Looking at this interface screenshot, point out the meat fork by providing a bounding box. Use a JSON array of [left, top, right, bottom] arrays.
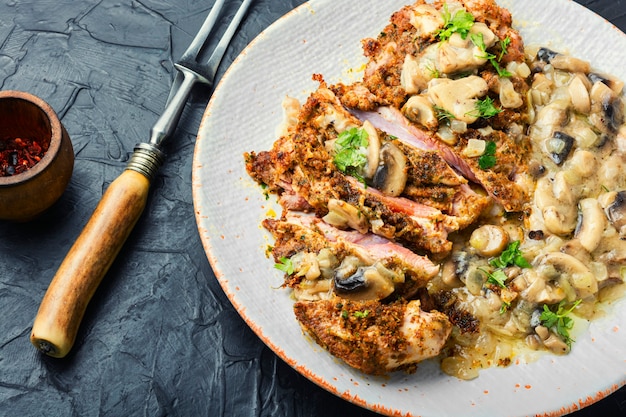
[[30, 0, 253, 358]]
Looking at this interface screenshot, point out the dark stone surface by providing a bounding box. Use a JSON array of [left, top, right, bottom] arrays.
[[0, 1, 624, 416]]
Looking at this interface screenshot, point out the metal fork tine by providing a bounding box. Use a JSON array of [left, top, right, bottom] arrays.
[[166, 0, 252, 105], [153, 0, 253, 146], [202, 0, 253, 85], [178, 0, 226, 66]]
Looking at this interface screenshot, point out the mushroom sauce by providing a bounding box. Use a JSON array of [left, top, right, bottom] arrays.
[[246, 0, 626, 379], [423, 45, 626, 379]]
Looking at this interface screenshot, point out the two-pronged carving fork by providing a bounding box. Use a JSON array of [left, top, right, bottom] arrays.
[[30, 0, 253, 358]]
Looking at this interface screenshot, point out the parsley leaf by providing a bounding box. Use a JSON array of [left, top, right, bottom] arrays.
[[354, 310, 371, 319], [490, 271, 508, 288], [484, 268, 508, 288], [466, 97, 502, 120], [470, 32, 512, 78], [498, 36, 511, 61], [437, 4, 475, 41], [475, 97, 502, 118], [333, 127, 369, 176], [490, 240, 531, 269], [500, 300, 511, 314], [478, 141, 497, 170], [274, 256, 294, 275], [540, 300, 582, 347], [434, 105, 456, 124]]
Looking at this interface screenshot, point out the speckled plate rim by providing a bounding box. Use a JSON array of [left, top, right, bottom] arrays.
[[192, 1, 626, 416]]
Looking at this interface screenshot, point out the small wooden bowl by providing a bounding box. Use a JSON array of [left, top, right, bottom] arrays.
[[0, 91, 74, 221]]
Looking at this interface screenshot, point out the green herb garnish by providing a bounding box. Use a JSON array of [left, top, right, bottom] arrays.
[[437, 4, 475, 41], [490, 240, 531, 269], [478, 140, 497, 170], [274, 256, 294, 275], [470, 32, 512, 78], [540, 300, 582, 347], [498, 36, 511, 61], [500, 300, 511, 314], [475, 97, 502, 118], [434, 105, 456, 124], [354, 310, 371, 319], [480, 268, 508, 288], [333, 127, 369, 177]]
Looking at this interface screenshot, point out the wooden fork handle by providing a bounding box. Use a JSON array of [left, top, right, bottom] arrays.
[[30, 169, 151, 358]]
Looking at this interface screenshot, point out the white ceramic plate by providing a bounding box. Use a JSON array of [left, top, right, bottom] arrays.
[[192, 1, 626, 415]]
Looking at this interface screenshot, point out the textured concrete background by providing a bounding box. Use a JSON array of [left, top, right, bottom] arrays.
[[0, 1, 624, 416]]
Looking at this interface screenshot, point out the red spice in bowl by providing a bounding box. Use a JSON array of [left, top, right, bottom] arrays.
[[0, 136, 48, 176], [0, 90, 74, 221]]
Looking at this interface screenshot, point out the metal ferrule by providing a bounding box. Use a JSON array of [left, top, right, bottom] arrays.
[[125, 143, 165, 181]]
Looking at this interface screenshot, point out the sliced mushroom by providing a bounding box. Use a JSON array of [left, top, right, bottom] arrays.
[[530, 100, 568, 141], [535, 173, 578, 236], [469, 225, 510, 257], [588, 72, 625, 95], [535, 47, 558, 65], [372, 142, 408, 197], [521, 268, 569, 305], [568, 74, 591, 114], [602, 191, 626, 237], [333, 263, 395, 301], [499, 77, 523, 109], [323, 199, 369, 234], [538, 252, 598, 300], [533, 46, 589, 73], [361, 120, 380, 179], [601, 96, 624, 133], [440, 258, 464, 289], [400, 45, 440, 95], [542, 332, 570, 355], [574, 198, 607, 253], [589, 81, 624, 134], [427, 76, 489, 123], [402, 95, 438, 129], [550, 54, 590, 74], [401, 54, 424, 95], [545, 131, 574, 165]]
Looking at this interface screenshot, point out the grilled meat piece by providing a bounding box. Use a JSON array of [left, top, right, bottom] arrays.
[[264, 215, 439, 299], [294, 298, 452, 375]]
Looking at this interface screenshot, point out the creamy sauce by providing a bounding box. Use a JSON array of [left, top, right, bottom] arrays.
[[431, 45, 626, 379]]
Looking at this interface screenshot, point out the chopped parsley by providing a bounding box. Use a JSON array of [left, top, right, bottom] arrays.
[[340, 309, 371, 319], [437, 4, 475, 41], [498, 36, 512, 61], [354, 310, 371, 319], [480, 241, 531, 313], [482, 268, 508, 288], [500, 300, 511, 314], [540, 299, 582, 347], [434, 105, 456, 124], [475, 97, 502, 118], [465, 97, 502, 121], [470, 32, 512, 77], [274, 256, 294, 275], [489, 240, 531, 269], [333, 127, 369, 179], [478, 140, 497, 170]]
